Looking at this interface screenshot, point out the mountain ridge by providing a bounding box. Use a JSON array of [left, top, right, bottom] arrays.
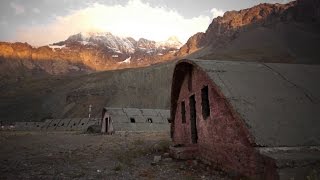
[[0, 32, 182, 81], [176, 0, 320, 64]]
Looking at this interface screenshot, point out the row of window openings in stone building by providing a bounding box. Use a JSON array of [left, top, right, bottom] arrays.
[[130, 117, 172, 124], [181, 85, 210, 123], [51, 117, 172, 126], [52, 118, 170, 125], [52, 122, 85, 127]]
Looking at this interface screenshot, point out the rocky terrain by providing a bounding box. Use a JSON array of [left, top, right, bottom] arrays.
[[177, 0, 320, 64], [0, 131, 231, 179]]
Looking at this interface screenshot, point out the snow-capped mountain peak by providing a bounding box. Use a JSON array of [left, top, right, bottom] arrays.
[[156, 36, 182, 49], [49, 31, 180, 66]]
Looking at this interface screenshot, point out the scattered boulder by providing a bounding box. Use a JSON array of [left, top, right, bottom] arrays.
[[153, 155, 162, 163]]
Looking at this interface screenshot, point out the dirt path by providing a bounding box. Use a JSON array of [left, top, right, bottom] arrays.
[[0, 131, 230, 180]]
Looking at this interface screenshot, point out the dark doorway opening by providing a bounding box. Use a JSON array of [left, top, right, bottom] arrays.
[[189, 94, 198, 144], [201, 86, 210, 119], [105, 117, 109, 132], [181, 101, 186, 123]]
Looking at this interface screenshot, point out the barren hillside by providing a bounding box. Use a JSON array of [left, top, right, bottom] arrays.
[[0, 61, 175, 123], [177, 0, 320, 64]]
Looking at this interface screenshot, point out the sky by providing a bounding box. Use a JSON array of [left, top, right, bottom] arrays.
[[0, 0, 293, 46]]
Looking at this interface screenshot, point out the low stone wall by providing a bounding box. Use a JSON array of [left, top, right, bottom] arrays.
[[14, 118, 100, 132]]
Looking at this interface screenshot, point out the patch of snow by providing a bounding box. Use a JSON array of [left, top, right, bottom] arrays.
[[157, 53, 163, 56], [112, 55, 119, 58], [49, 45, 65, 49], [146, 50, 154, 54], [119, 56, 131, 64], [49, 45, 66, 52], [156, 36, 182, 49], [80, 41, 89, 45], [69, 66, 80, 71]]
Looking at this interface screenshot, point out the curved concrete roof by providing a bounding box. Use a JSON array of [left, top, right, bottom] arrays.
[[171, 59, 320, 147]]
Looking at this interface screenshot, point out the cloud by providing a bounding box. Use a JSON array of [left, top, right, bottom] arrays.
[[32, 8, 40, 14], [211, 8, 224, 19], [0, 20, 8, 26], [10, 2, 25, 15], [15, 0, 212, 46]]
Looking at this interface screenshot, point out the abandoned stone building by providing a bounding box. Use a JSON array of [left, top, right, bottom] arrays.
[[101, 107, 170, 132], [14, 108, 170, 133], [170, 59, 320, 179]]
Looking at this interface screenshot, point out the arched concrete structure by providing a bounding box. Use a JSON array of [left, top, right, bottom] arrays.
[[170, 59, 320, 179], [102, 107, 170, 132]]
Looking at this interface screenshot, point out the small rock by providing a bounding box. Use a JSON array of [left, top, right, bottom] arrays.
[[163, 152, 170, 158], [163, 158, 173, 162], [97, 169, 101, 173], [153, 155, 161, 163], [192, 160, 198, 166]]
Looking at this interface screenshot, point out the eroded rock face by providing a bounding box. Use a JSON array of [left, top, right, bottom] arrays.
[[180, 2, 296, 53], [175, 0, 320, 63], [204, 2, 295, 45], [176, 33, 206, 57]]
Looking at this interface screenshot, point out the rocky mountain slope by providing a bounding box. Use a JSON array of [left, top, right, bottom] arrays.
[[177, 0, 320, 64], [0, 32, 181, 82], [0, 61, 175, 123]]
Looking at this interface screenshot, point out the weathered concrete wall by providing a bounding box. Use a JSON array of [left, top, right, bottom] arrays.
[[171, 59, 320, 179], [172, 66, 276, 178], [15, 122, 43, 131], [104, 108, 170, 132], [14, 118, 100, 132], [14, 107, 170, 133]]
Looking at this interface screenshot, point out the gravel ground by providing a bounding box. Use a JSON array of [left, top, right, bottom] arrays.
[[0, 131, 231, 180]]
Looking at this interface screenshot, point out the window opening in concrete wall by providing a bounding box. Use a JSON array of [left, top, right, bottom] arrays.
[[201, 86, 210, 119], [147, 118, 153, 123], [189, 94, 198, 144], [181, 101, 186, 123], [188, 71, 192, 92], [130, 118, 135, 123]]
